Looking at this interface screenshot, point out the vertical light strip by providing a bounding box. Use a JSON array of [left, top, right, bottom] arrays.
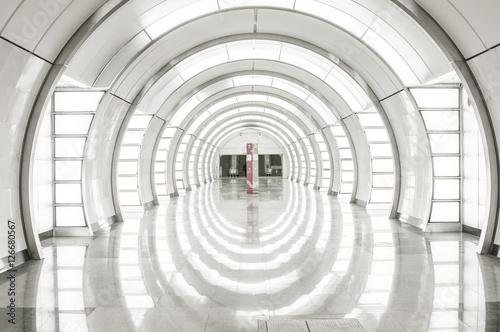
[[410, 87, 461, 223], [53, 90, 104, 227], [154, 127, 176, 199], [331, 124, 353, 195], [118, 114, 152, 207], [356, 110, 395, 205]]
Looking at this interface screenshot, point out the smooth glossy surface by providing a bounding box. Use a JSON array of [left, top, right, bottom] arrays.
[[1, 178, 498, 331]]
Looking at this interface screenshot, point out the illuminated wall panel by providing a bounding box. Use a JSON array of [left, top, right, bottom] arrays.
[[53, 91, 103, 227]]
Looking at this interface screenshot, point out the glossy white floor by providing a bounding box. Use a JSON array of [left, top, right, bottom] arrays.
[[1, 178, 499, 331]]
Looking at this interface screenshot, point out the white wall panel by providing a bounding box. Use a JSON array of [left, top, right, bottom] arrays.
[[0, 0, 71, 55], [165, 128, 184, 196], [357, 0, 451, 81], [33, 101, 53, 234], [65, 0, 162, 85], [415, 0, 497, 59], [449, 0, 500, 50], [322, 127, 341, 195], [142, 74, 185, 115], [138, 116, 164, 205], [382, 91, 432, 226], [0, 39, 50, 258], [34, 0, 105, 61], [0, 0, 105, 62], [342, 116, 371, 205], [94, 31, 151, 88], [0, 0, 22, 30], [468, 46, 500, 243], [82, 94, 129, 225], [462, 92, 486, 230]]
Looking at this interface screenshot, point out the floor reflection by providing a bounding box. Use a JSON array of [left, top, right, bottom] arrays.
[[0, 178, 499, 331]]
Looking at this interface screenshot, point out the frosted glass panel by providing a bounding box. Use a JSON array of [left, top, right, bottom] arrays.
[[421, 111, 459, 131], [56, 207, 86, 226], [339, 149, 352, 158], [430, 202, 460, 222], [123, 131, 145, 144], [373, 174, 394, 188], [159, 138, 170, 149], [365, 129, 388, 142], [163, 127, 178, 137], [156, 185, 167, 195], [342, 160, 353, 171], [120, 146, 140, 160], [370, 189, 393, 203], [331, 126, 345, 136], [54, 92, 103, 112], [357, 113, 383, 127], [119, 192, 141, 206], [55, 115, 94, 135], [370, 144, 392, 157], [342, 171, 354, 182], [335, 137, 350, 148], [410, 88, 460, 109], [55, 138, 86, 158], [155, 173, 166, 183], [340, 183, 353, 193], [429, 134, 459, 154], [155, 162, 166, 172], [56, 184, 82, 204], [128, 116, 152, 129], [434, 179, 460, 200], [372, 159, 394, 172], [118, 177, 138, 190], [156, 149, 167, 160], [433, 157, 460, 176], [118, 161, 138, 175], [55, 161, 82, 180]]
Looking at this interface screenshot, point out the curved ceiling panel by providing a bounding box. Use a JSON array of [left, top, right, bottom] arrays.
[[144, 61, 352, 124], [199, 109, 312, 143], [59, 1, 451, 97], [133, 39, 376, 118], [175, 86, 335, 133], [205, 115, 304, 144], [0, 0, 106, 61], [416, 0, 500, 58]]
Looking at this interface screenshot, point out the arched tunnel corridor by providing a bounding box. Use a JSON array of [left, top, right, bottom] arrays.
[[1, 0, 500, 331]]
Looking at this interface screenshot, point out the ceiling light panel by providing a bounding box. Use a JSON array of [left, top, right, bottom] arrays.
[[294, 0, 368, 38], [226, 40, 281, 61], [177, 45, 229, 81], [145, 1, 219, 39], [218, 0, 295, 10], [280, 44, 331, 79], [232, 75, 274, 87]]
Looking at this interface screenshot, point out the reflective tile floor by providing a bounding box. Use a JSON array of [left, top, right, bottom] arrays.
[[1, 178, 500, 331]]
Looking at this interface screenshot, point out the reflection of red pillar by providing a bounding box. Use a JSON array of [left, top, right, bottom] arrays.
[[247, 196, 253, 242], [246, 143, 253, 193]]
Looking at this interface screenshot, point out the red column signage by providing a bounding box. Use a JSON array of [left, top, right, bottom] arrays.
[[246, 143, 253, 193]]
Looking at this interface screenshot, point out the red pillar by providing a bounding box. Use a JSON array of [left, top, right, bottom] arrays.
[[246, 143, 253, 194]]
